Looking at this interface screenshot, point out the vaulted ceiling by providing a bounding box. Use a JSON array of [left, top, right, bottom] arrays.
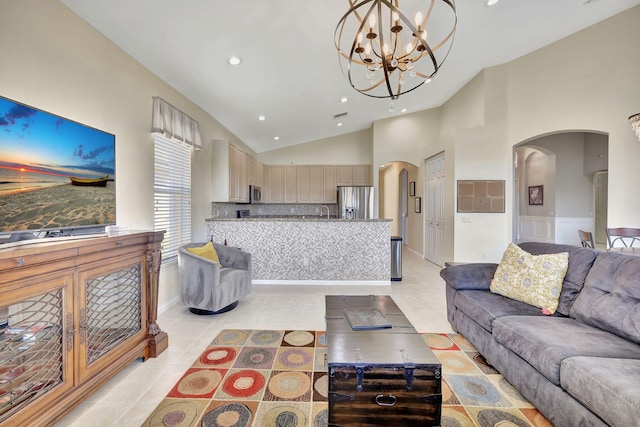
[[61, 0, 640, 153]]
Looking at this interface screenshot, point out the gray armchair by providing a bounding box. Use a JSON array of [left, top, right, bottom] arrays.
[[178, 242, 252, 314]]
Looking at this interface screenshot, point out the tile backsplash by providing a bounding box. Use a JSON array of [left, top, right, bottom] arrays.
[[211, 202, 337, 218]]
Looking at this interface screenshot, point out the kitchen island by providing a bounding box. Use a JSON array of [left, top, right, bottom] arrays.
[[206, 217, 392, 284]]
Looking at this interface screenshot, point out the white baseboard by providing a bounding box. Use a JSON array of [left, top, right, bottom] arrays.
[[158, 296, 181, 314]]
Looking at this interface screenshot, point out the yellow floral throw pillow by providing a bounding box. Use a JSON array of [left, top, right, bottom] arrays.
[[490, 243, 569, 314]]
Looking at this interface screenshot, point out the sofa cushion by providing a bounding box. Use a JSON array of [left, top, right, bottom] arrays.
[[492, 316, 640, 386], [570, 251, 640, 344], [455, 289, 545, 332], [491, 243, 569, 313], [518, 242, 598, 316], [561, 357, 640, 427]]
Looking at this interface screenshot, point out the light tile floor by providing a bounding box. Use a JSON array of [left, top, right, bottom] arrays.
[[55, 248, 452, 426]]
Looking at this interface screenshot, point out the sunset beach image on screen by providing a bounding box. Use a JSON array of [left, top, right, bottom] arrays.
[[0, 95, 115, 234]]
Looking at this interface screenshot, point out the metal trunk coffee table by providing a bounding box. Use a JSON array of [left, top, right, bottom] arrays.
[[325, 295, 442, 426]]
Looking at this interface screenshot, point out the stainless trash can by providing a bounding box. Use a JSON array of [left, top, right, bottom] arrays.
[[391, 236, 402, 281]]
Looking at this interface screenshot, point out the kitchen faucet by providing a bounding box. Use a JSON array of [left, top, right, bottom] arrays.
[[321, 205, 330, 219]]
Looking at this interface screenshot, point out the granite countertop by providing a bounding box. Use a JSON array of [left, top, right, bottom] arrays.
[[206, 216, 391, 222]]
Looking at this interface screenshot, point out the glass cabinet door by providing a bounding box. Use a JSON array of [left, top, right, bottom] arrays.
[[0, 276, 73, 424]]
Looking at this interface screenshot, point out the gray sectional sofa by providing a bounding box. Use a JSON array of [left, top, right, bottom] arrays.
[[440, 242, 640, 427]]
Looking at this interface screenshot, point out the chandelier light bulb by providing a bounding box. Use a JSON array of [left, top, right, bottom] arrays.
[[365, 42, 372, 55], [369, 14, 376, 28], [414, 12, 423, 27], [406, 43, 413, 54], [357, 32, 363, 44]]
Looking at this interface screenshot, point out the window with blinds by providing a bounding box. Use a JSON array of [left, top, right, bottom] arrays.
[[153, 133, 192, 261]]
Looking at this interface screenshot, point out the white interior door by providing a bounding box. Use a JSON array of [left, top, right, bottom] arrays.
[[425, 152, 445, 266]]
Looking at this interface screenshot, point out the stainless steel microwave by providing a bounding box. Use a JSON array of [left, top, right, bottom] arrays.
[[249, 185, 263, 204]]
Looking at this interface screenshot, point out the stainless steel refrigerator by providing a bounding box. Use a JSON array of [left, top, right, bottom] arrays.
[[337, 186, 374, 219]]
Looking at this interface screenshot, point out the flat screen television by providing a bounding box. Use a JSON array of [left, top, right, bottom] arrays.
[[0, 95, 115, 243]]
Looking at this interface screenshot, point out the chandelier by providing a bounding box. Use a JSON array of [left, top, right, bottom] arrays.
[[335, 0, 457, 100], [630, 113, 640, 141]]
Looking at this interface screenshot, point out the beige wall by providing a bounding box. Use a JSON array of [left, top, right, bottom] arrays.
[[506, 8, 640, 228], [257, 128, 372, 165], [0, 0, 245, 309]]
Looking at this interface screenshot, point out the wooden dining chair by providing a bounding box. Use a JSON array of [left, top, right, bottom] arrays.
[[605, 227, 640, 248], [578, 230, 595, 248]]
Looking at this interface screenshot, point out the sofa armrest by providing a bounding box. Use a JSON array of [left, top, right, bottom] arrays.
[[440, 263, 499, 291], [214, 243, 251, 270]]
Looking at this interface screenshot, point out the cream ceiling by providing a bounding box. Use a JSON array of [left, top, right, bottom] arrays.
[[61, 0, 640, 153]]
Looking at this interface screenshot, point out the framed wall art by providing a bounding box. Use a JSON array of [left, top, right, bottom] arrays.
[[414, 197, 421, 213], [528, 185, 543, 205], [409, 181, 416, 197]]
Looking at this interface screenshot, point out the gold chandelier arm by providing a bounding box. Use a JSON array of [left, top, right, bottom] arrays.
[[429, 20, 457, 52], [423, 0, 436, 28]]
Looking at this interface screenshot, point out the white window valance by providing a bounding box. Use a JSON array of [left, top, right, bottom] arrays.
[[151, 97, 202, 149]]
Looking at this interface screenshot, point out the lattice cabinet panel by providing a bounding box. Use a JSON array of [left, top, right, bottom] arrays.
[[84, 263, 142, 364], [0, 280, 72, 425]]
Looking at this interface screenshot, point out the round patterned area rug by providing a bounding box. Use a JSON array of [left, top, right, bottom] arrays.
[[200, 347, 236, 366], [170, 368, 225, 399], [201, 402, 252, 427], [267, 371, 311, 400], [283, 330, 315, 347], [249, 330, 283, 346], [214, 330, 249, 346], [262, 405, 307, 427], [144, 400, 206, 427], [221, 370, 267, 399]]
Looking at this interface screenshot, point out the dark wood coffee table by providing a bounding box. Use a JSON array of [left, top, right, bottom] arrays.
[[325, 295, 442, 426]]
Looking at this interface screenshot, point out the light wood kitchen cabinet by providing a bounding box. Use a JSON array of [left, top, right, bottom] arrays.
[[0, 231, 166, 426], [297, 165, 324, 203], [336, 165, 353, 186], [323, 165, 337, 203], [283, 165, 297, 203], [336, 165, 371, 186], [352, 165, 371, 185], [263, 163, 371, 204], [229, 144, 248, 202], [265, 165, 284, 203], [248, 157, 264, 187]]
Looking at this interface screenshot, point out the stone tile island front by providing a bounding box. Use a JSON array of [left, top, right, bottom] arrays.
[[206, 217, 392, 284]]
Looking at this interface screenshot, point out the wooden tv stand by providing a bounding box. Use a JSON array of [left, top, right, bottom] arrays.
[[0, 231, 167, 426]]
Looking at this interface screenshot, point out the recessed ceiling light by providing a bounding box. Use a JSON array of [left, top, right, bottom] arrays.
[[228, 56, 242, 65], [337, 122, 343, 127], [258, 115, 266, 121], [486, 0, 500, 6], [401, 108, 407, 113], [340, 97, 348, 103], [274, 136, 280, 140]]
